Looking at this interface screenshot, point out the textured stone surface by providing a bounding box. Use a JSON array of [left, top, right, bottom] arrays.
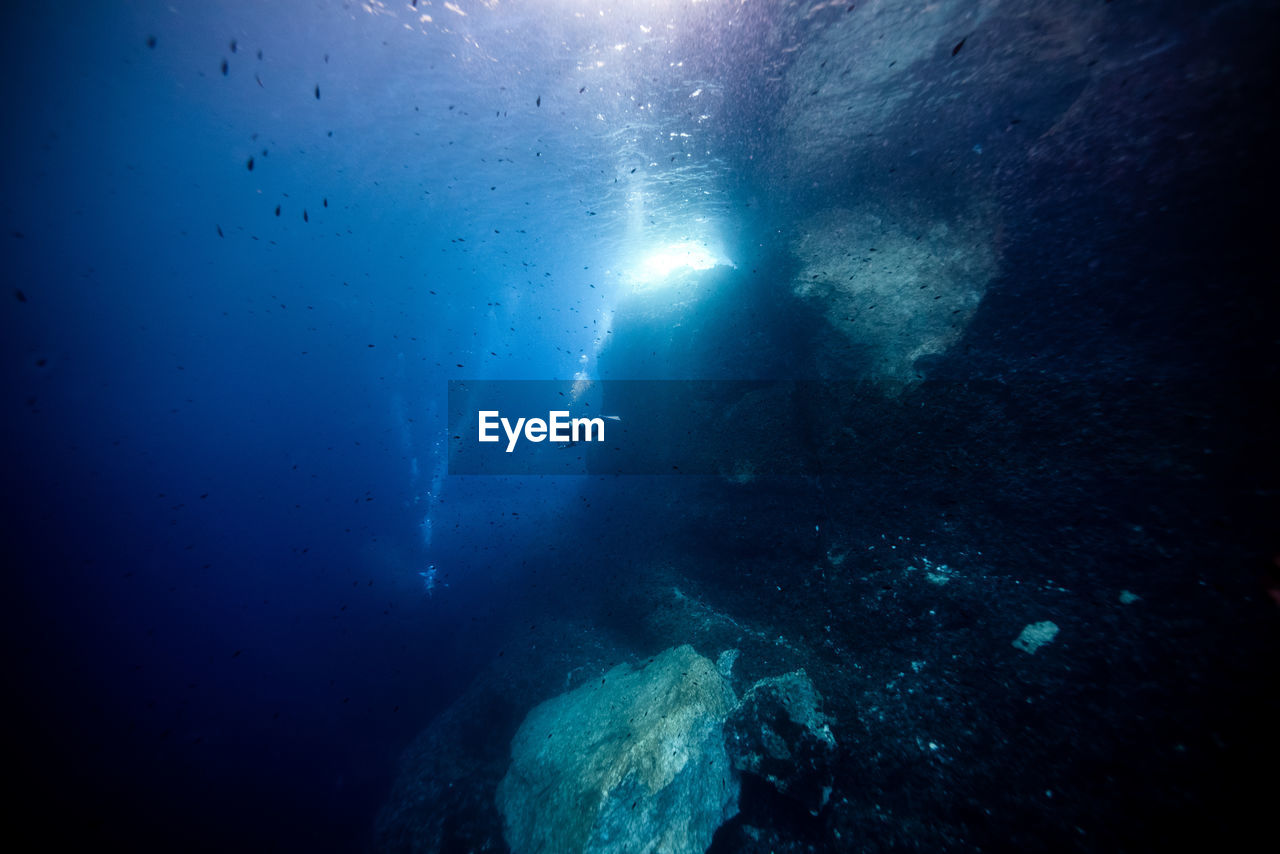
[[496, 644, 739, 854], [790, 206, 998, 386], [725, 669, 837, 814], [373, 620, 628, 853]]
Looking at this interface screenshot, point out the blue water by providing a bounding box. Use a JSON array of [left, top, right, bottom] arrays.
[[4, 1, 1277, 852]]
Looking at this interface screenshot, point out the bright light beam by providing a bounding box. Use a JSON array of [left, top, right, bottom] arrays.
[[629, 239, 732, 290]]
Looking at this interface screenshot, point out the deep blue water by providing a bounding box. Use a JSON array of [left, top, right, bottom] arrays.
[[4, 1, 1277, 852]]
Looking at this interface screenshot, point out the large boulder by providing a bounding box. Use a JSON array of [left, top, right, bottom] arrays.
[[496, 645, 739, 854]]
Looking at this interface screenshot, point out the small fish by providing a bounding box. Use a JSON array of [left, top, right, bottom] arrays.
[[247, 156, 254, 171], [274, 205, 281, 216], [14, 289, 27, 303], [221, 59, 229, 75], [146, 35, 157, 49], [314, 84, 321, 99], [603, 415, 622, 422], [952, 38, 966, 56], [257, 49, 263, 60], [229, 39, 237, 53], [536, 95, 541, 107], [322, 197, 328, 207], [216, 225, 224, 237], [303, 209, 309, 222], [255, 74, 263, 88], [579, 86, 585, 93]]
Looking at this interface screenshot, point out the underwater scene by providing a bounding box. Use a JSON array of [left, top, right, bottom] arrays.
[[4, 1, 1277, 851]]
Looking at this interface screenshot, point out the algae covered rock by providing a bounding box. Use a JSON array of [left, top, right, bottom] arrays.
[[725, 669, 837, 814], [496, 644, 739, 854]]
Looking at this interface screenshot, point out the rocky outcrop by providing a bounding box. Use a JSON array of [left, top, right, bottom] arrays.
[[790, 205, 998, 387], [725, 669, 837, 815], [496, 644, 739, 854]]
